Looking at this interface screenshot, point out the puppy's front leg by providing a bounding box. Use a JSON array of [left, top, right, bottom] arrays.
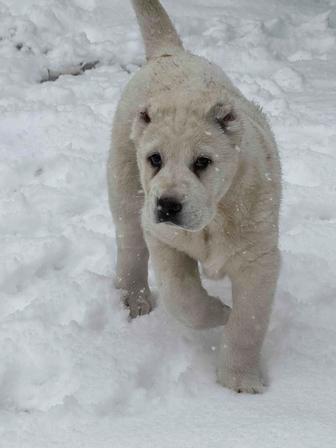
[[217, 249, 280, 393], [107, 137, 152, 318], [114, 220, 152, 318], [146, 235, 231, 329]]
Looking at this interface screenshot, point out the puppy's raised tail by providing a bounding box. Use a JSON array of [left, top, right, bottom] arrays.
[[131, 0, 183, 60]]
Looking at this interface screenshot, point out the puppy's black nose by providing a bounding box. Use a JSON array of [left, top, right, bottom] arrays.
[[157, 197, 182, 223]]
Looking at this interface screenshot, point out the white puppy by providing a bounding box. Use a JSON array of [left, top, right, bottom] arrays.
[[107, 0, 281, 393]]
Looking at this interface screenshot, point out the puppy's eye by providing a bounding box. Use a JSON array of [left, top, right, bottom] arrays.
[[148, 152, 162, 169], [193, 156, 212, 173]]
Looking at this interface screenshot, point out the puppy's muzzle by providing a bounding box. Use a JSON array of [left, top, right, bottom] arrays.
[[156, 197, 182, 224]]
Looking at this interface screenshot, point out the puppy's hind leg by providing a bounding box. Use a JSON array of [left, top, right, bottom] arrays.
[[146, 235, 231, 329], [107, 134, 152, 319]]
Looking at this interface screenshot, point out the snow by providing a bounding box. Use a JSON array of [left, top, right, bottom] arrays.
[[1, 0, 336, 446]]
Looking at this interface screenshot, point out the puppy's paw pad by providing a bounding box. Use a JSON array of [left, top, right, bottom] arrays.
[[235, 377, 264, 394], [123, 294, 153, 319], [217, 368, 265, 394]]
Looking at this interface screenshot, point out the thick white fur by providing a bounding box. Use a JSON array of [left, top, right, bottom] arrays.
[[107, 0, 281, 393]]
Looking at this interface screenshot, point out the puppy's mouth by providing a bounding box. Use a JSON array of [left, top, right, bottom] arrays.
[[155, 212, 182, 227], [154, 213, 204, 232]]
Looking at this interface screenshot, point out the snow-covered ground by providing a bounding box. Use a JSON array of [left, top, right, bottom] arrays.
[[1, 0, 336, 446]]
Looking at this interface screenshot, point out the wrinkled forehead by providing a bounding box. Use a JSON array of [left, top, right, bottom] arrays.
[[141, 112, 215, 156], [151, 107, 204, 133]]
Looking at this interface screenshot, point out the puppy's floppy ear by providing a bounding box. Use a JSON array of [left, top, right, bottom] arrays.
[[207, 102, 242, 146], [131, 106, 151, 142]]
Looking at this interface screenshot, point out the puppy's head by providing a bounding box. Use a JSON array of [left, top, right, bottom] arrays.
[[131, 95, 242, 231]]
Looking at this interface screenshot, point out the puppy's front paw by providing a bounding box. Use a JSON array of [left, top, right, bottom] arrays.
[[217, 366, 265, 394], [123, 291, 153, 319]]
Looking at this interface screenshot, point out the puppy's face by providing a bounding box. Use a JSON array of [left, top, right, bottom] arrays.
[[131, 100, 242, 232]]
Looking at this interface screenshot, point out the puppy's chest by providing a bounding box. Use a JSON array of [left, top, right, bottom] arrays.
[[201, 229, 237, 279], [151, 224, 237, 279]]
